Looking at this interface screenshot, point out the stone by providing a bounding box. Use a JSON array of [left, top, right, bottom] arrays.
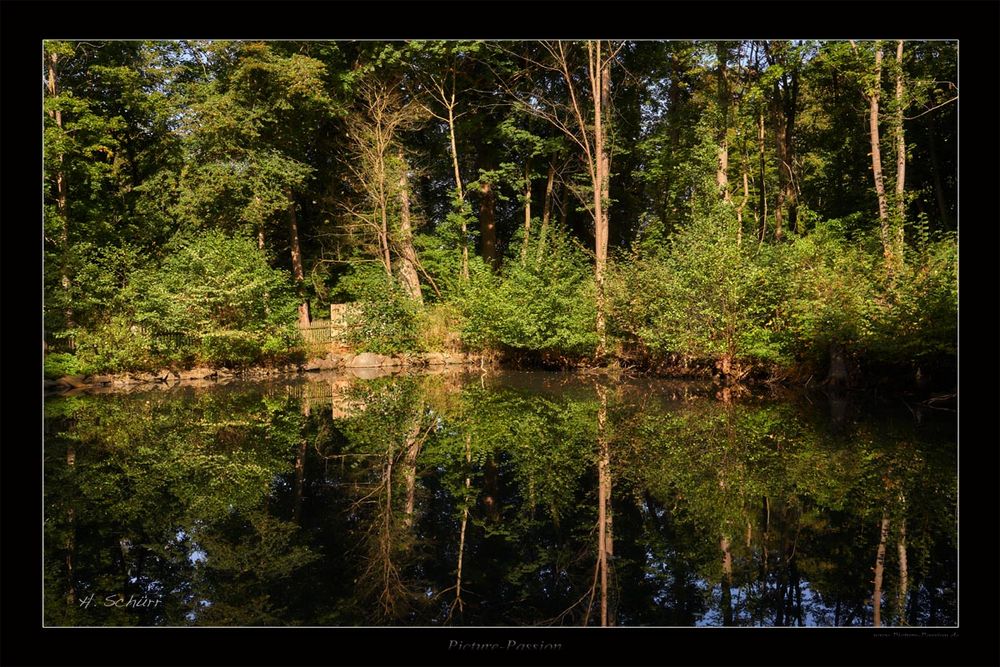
[[58, 375, 90, 389], [179, 367, 215, 380], [349, 366, 390, 380], [347, 352, 386, 368], [90, 375, 115, 385], [424, 352, 447, 365], [381, 356, 402, 367]]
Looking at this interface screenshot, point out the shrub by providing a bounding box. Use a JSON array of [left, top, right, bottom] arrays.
[[337, 263, 420, 355], [44, 352, 82, 380], [73, 316, 157, 374], [460, 226, 598, 357], [199, 330, 264, 368]]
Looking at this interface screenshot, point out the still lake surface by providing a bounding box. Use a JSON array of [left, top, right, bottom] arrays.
[[44, 369, 956, 627]]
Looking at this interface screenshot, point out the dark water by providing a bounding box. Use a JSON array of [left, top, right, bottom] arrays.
[[44, 370, 956, 627]]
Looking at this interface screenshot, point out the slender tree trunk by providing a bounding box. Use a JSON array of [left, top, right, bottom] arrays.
[[758, 110, 767, 242], [286, 189, 311, 327], [737, 171, 749, 246], [536, 161, 556, 264], [893, 40, 906, 266], [716, 44, 730, 201], [873, 512, 890, 627], [593, 43, 611, 359], [446, 102, 469, 281], [396, 149, 423, 304], [478, 155, 498, 270], [773, 89, 786, 241], [48, 51, 73, 327], [784, 69, 800, 234], [521, 159, 532, 263], [864, 44, 893, 271]]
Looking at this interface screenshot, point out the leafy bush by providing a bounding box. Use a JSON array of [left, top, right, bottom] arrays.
[[417, 302, 464, 352], [608, 206, 787, 371], [783, 222, 880, 364], [199, 330, 264, 368], [73, 316, 157, 374], [132, 229, 298, 336], [460, 226, 598, 357], [44, 352, 82, 380], [337, 263, 420, 355]]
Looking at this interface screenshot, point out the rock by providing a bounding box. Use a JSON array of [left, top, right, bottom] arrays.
[[303, 358, 332, 371], [90, 375, 115, 385], [349, 366, 390, 380], [215, 367, 236, 378], [347, 353, 386, 368], [442, 353, 468, 365], [381, 356, 402, 367], [57, 375, 90, 389], [326, 353, 350, 367], [424, 352, 446, 365], [44, 379, 65, 391], [179, 367, 215, 380]]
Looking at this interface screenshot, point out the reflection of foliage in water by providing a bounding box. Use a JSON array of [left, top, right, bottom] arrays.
[[44, 374, 956, 626]]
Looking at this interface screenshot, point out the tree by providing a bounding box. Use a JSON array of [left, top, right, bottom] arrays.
[[505, 41, 622, 357], [341, 77, 426, 302]]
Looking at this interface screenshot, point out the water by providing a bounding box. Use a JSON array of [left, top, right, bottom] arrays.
[[43, 370, 956, 627]]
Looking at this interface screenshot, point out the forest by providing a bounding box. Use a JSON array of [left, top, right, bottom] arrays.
[[43, 40, 958, 389]]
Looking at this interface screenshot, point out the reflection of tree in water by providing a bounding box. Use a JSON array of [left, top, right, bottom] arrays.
[[44, 375, 955, 626]]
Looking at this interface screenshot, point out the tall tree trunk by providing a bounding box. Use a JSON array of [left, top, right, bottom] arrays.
[[593, 42, 611, 359], [396, 149, 423, 304], [873, 512, 890, 626], [478, 153, 498, 270], [773, 88, 786, 241], [446, 102, 469, 281], [521, 159, 532, 263], [286, 189, 311, 327], [758, 110, 768, 242], [893, 40, 906, 266], [536, 161, 556, 264], [863, 43, 894, 271], [716, 44, 730, 201], [48, 50, 73, 328], [784, 68, 800, 234]]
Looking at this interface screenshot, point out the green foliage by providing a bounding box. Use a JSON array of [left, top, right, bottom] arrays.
[[199, 330, 264, 368], [460, 226, 598, 357], [609, 205, 787, 369], [73, 315, 157, 373], [783, 222, 880, 362], [135, 229, 298, 336], [44, 352, 83, 380], [337, 263, 420, 355]]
